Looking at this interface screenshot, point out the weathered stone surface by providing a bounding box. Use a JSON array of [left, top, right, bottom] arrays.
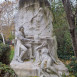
[[10, 61, 40, 77], [10, 0, 69, 77]]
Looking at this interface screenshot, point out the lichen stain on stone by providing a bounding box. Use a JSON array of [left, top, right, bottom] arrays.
[[19, 0, 36, 9], [25, 5, 35, 12], [19, 0, 50, 9]]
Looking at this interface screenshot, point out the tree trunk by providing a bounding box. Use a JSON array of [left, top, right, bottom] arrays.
[[1, 32, 5, 45], [62, 0, 77, 58]]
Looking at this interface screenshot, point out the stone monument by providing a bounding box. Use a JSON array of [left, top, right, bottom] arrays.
[[10, 0, 69, 77]]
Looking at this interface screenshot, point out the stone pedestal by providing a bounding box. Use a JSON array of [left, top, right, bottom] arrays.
[[10, 61, 40, 77]]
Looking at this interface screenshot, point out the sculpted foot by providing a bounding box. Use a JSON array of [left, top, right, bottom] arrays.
[[30, 56, 34, 59], [18, 58, 23, 63]]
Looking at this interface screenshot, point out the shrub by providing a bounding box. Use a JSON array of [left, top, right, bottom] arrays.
[[66, 57, 77, 77], [0, 43, 10, 64], [0, 62, 17, 77], [51, 1, 74, 60], [0, 34, 3, 43]]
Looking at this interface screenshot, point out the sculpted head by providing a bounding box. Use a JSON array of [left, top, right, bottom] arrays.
[[19, 26, 24, 33], [42, 40, 48, 47]]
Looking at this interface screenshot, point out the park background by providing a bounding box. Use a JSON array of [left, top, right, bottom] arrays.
[[0, 0, 77, 77]]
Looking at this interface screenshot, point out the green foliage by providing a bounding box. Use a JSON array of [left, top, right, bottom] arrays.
[[0, 34, 3, 43], [9, 32, 15, 41], [62, 74, 67, 77], [0, 62, 17, 77], [0, 43, 10, 64], [10, 50, 14, 61], [51, 1, 74, 60], [66, 57, 77, 77]]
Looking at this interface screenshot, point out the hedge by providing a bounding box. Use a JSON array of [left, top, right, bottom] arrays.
[[0, 43, 10, 64]]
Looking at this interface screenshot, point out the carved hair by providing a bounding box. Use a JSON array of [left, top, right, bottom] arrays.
[[19, 26, 24, 31]]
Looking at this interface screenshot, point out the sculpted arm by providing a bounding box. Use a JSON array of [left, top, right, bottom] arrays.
[[17, 32, 31, 41], [36, 44, 43, 50], [17, 33, 25, 41], [36, 41, 47, 50]]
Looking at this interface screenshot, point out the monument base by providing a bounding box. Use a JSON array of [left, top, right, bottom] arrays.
[[10, 60, 69, 77], [10, 60, 40, 77]]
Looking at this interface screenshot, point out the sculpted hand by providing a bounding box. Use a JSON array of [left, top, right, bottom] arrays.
[[35, 46, 41, 50], [35, 47, 38, 50]]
